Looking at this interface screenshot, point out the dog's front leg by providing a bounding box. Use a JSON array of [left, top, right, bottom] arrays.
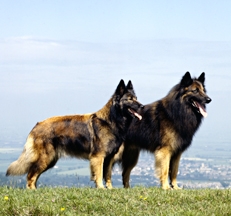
[[90, 154, 105, 189], [154, 147, 172, 190]]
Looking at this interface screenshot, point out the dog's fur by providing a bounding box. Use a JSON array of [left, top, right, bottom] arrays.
[[6, 79, 143, 189], [104, 72, 211, 189]]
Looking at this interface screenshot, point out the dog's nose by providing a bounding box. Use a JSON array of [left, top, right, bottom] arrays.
[[140, 105, 145, 109], [206, 97, 212, 103]]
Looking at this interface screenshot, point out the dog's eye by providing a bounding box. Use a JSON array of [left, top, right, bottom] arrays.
[[192, 88, 199, 93]]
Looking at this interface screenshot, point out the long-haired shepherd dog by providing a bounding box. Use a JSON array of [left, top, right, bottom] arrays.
[[104, 72, 211, 189], [6, 79, 143, 189]]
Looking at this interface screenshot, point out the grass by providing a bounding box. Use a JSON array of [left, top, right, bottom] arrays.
[[0, 187, 230, 215]]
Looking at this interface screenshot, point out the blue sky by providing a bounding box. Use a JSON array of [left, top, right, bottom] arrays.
[[1, 1, 231, 42], [0, 1, 230, 146]]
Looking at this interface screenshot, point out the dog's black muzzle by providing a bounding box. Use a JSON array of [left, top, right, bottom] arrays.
[[205, 97, 212, 104]]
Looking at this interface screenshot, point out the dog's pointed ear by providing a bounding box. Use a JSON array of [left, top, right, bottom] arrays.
[[126, 80, 133, 91], [115, 79, 126, 97], [198, 72, 205, 84], [180, 71, 193, 87]]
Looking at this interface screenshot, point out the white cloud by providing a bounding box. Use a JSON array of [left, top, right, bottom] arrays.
[[1, 36, 231, 96]]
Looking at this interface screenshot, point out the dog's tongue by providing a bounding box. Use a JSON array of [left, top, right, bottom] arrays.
[[134, 112, 142, 120], [128, 108, 142, 120], [196, 102, 208, 118]]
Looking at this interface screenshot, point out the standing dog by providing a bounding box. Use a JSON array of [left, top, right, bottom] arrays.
[[104, 72, 211, 189], [6, 80, 143, 189]]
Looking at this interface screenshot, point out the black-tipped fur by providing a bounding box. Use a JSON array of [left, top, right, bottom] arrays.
[[106, 72, 211, 189], [6, 79, 143, 189]]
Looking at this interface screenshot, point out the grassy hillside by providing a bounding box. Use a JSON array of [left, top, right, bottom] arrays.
[[0, 187, 230, 215]]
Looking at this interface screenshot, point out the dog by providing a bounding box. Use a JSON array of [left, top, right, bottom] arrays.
[[104, 72, 211, 189], [6, 79, 143, 189]]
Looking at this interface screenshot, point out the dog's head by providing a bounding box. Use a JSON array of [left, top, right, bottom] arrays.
[[113, 79, 143, 120], [179, 72, 212, 117]]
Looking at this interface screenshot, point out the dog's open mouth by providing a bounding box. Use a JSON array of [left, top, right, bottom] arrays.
[[192, 100, 207, 118], [128, 108, 142, 120]]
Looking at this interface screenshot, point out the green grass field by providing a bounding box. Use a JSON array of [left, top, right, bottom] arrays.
[[0, 187, 230, 215]]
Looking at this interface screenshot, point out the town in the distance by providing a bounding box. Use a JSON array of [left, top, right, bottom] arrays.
[[0, 131, 231, 189]]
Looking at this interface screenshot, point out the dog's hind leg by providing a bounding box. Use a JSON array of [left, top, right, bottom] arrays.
[[26, 166, 42, 189], [122, 148, 140, 188], [26, 144, 58, 189], [154, 147, 172, 190], [169, 152, 182, 190], [90, 153, 105, 189], [26, 156, 58, 189]]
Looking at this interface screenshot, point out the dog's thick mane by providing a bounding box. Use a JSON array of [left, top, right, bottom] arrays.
[[160, 82, 204, 151], [95, 97, 130, 143]]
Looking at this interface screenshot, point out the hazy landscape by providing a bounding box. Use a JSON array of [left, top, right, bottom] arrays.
[[1, 1, 231, 191], [1, 129, 230, 189]]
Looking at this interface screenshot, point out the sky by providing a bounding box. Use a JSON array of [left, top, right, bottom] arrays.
[[0, 1, 231, 148]]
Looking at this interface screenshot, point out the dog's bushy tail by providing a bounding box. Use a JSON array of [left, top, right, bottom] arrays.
[[6, 135, 35, 176]]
